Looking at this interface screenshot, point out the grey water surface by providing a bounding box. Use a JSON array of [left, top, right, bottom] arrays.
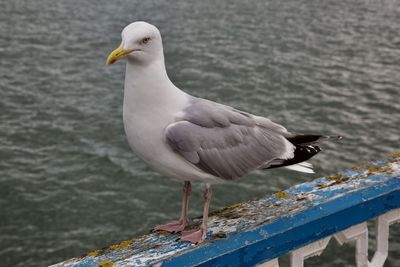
[[0, 0, 399, 266]]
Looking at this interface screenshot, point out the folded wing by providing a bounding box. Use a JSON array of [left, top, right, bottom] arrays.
[[165, 98, 295, 180]]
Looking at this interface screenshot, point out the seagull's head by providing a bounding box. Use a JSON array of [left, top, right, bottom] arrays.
[[107, 21, 163, 65]]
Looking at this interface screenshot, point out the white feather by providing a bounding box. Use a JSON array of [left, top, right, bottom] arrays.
[[285, 162, 315, 173], [297, 161, 313, 168]]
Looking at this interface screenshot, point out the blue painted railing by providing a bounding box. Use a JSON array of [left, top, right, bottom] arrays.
[[52, 153, 400, 267]]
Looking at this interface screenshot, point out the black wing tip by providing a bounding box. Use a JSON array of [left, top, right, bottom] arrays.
[[266, 144, 321, 170], [287, 134, 343, 145]]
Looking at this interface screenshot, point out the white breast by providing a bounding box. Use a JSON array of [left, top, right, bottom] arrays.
[[121, 59, 222, 184], [123, 104, 220, 183]]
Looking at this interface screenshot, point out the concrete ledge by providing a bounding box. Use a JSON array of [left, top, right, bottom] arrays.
[[52, 153, 400, 267]]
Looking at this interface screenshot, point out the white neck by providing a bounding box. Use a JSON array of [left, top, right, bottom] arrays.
[[123, 56, 188, 116]]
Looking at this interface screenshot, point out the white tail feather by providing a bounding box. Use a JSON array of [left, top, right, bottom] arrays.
[[297, 161, 313, 168], [285, 162, 315, 173]]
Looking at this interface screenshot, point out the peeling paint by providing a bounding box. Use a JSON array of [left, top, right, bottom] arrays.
[[50, 154, 400, 267]]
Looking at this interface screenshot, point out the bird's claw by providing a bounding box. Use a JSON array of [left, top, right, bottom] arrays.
[[180, 228, 207, 244], [153, 219, 188, 233]]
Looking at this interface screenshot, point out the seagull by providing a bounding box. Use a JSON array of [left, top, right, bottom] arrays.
[[107, 21, 340, 244]]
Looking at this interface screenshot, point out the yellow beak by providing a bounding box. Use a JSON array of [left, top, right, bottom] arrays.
[[107, 45, 132, 65]]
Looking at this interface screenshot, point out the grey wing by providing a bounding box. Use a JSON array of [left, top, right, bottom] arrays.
[[165, 98, 295, 180]]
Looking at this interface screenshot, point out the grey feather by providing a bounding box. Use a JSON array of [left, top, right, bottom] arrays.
[[166, 98, 295, 180]]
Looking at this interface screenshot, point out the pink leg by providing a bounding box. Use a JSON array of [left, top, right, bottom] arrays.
[[154, 181, 191, 233], [180, 184, 212, 244]]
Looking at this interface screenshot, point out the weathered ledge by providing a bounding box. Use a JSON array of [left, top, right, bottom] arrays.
[[52, 153, 400, 267]]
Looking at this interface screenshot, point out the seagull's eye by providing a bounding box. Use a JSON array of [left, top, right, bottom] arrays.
[[142, 37, 151, 44]]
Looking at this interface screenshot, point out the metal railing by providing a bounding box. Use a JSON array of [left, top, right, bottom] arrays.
[[52, 153, 400, 267]]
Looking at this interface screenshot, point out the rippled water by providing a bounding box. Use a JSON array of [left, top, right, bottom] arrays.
[[1, 0, 399, 266]]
